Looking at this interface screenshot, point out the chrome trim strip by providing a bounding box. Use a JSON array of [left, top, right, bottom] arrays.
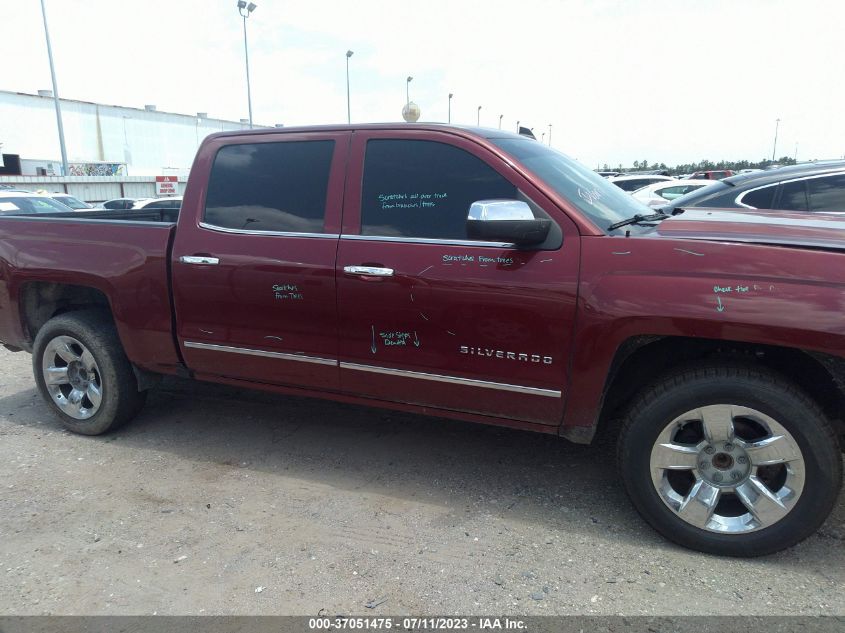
[[198, 222, 339, 239], [340, 234, 515, 248], [183, 341, 337, 366], [340, 362, 561, 397]]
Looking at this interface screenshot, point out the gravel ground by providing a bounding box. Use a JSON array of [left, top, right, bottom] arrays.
[[0, 347, 843, 616]]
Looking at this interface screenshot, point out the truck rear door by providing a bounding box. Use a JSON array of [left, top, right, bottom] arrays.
[[171, 131, 349, 391], [335, 130, 580, 426]]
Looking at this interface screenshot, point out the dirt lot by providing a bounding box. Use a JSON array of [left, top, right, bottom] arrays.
[[0, 347, 843, 616]]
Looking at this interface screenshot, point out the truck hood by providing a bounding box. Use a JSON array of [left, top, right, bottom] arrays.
[[655, 208, 845, 251]]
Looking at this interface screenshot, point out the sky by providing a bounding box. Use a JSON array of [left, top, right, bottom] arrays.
[[3, 0, 845, 168]]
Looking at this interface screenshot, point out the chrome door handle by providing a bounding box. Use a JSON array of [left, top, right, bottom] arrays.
[[343, 265, 394, 277], [180, 255, 220, 265]]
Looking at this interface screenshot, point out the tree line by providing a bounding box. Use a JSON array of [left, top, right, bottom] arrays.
[[602, 156, 799, 174]]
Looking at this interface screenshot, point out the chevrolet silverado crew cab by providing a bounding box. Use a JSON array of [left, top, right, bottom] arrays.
[[0, 124, 842, 556]]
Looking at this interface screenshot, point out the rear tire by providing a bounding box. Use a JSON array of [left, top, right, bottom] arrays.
[[33, 310, 146, 435], [618, 364, 842, 556]]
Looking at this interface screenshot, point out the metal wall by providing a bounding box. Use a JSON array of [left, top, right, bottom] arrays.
[[0, 176, 187, 202], [0, 90, 255, 176]]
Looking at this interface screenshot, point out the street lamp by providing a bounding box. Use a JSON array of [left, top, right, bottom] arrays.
[[237, 1, 257, 129], [406, 76, 413, 109], [548, 123, 552, 147], [448, 93, 453, 123], [39, 0, 69, 175], [772, 118, 781, 161], [541, 132, 546, 144], [516, 120, 520, 132], [498, 114, 503, 129], [345, 50, 353, 124], [477, 105, 482, 126]]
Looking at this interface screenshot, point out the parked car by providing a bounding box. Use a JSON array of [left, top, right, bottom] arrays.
[[98, 198, 140, 210], [0, 124, 843, 557], [691, 170, 734, 180], [46, 193, 92, 210], [0, 191, 73, 215], [662, 161, 845, 214], [632, 179, 715, 209], [595, 170, 621, 178], [132, 196, 182, 210], [608, 174, 676, 192]]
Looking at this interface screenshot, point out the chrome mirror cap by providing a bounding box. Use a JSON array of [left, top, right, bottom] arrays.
[[467, 200, 534, 222]]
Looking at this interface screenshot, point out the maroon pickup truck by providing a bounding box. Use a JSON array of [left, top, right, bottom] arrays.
[[0, 124, 842, 556]]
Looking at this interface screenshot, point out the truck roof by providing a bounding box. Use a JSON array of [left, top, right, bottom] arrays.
[[207, 123, 525, 142]]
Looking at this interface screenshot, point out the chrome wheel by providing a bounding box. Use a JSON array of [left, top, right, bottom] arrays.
[[650, 404, 805, 534], [41, 335, 103, 420]]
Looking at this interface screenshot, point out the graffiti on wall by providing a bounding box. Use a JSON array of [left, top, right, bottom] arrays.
[[68, 162, 127, 176]]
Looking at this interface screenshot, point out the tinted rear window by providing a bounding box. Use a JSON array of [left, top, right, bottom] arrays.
[[808, 174, 845, 212], [740, 185, 776, 209], [775, 180, 809, 212], [204, 140, 334, 233]]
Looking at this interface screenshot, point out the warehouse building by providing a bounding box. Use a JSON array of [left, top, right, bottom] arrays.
[[0, 90, 270, 177]]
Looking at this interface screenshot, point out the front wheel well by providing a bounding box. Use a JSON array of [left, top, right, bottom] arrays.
[[598, 336, 845, 444]]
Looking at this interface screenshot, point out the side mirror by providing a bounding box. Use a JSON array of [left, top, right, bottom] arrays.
[[466, 200, 551, 246]]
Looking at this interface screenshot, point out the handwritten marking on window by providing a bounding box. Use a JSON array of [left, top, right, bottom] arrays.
[[378, 192, 448, 210], [578, 187, 603, 206]]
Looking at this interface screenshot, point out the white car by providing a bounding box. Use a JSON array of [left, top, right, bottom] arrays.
[[632, 179, 715, 209], [608, 174, 676, 192], [0, 191, 73, 215], [132, 196, 182, 210]]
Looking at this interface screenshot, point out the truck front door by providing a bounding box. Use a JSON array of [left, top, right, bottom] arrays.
[[171, 132, 348, 391], [336, 131, 580, 426]]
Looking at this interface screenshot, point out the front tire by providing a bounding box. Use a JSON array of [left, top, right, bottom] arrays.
[[618, 364, 842, 556], [33, 311, 146, 435]]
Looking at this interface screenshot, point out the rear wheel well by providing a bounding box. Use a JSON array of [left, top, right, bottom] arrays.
[[599, 336, 845, 444], [20, 282, 112, 347]]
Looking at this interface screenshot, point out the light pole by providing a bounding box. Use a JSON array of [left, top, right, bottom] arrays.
[[548, 123, 552, 147], [345, 50, 353, 124], [516, 120, 520, 132], [237, 1, 257, 129], [39, 0, 68, 176], [477, 105, 482, 126], [406, 76, 413, 110], [541, 132, 546, 144], [448, 93, 453, 123], [772, 118, 780, 161], [498, 114, 503, 129]]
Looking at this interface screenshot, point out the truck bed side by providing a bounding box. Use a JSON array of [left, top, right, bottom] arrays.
[[0, 216, 181, 374]]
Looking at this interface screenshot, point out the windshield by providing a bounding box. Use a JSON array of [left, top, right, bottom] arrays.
[[491, 138, 651, 232], [0, 196, 72, 215]]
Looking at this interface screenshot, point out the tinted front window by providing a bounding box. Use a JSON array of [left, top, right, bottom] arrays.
[[361, 139, 517, 239], [808, 174, 845, 212], [205, 140, 334, 233], [491, 138, 649, 231], [775, 180, 809, 211], [740, 185, 776, 209]]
